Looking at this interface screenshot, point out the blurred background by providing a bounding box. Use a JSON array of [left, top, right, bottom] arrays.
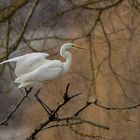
[[0, 0, 140, 139]]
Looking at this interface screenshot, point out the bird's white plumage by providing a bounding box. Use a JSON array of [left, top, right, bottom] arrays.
[[0, 43, 81, 88], [0, 53, 49, 76], [15, 53, 49, 76], [15, 60, 63, 83]]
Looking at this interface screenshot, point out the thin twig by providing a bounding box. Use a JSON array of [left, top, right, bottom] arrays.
[[0, 87, 32, 126], [67, 121, 111, 139], [93, 99, 140, 110], [0, 0, 40, 62], [27, 84, 108, 140]]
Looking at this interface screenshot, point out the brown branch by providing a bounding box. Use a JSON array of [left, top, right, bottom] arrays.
[[35, 83, 82, 118], [74, 117, 109, 130], [99, 18, 136, 103], [26, 119, 51, 140], [6, 19, 11, 59], [81, 0, 124, 10], [25, 10, 102, 45], [26, 84, 109, 140], [42, 122, 84, 130], [0, 87, 32, 126], [67, 121, 111, 139], [0, 0, 29, 23], [93, 99, 140, 110], [74, 102, 92, 116], [0, 0, 40, 62], [0, 19, 12, 74]]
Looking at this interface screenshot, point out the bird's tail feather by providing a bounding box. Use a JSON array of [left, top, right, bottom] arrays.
[[18, 82, 34, 88], [0, 56, 21, 64], [15, 76, 26, 83], [18, 81, 43, 88]]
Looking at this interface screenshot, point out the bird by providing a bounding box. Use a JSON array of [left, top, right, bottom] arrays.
[[0, 43, 86, 88]]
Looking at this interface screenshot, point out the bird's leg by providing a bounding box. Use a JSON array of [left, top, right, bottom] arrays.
[[35, 89, 53, 116], [63, 83, 70, 102], [25, 87, 33, 93]]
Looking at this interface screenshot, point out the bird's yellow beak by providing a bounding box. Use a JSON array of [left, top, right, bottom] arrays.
[[72, 45, 88, 50]]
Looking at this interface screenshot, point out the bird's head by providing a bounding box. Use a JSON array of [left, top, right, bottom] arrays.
[[61, 43, 87, 50], [60, 43, 87, 57]]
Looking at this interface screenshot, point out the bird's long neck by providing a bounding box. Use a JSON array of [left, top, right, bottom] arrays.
[[60, 50, 72, 75]]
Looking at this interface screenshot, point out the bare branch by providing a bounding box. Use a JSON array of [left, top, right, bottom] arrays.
[[82, 0, 124, 10], [67, 121, 111, 139], [0, 0, 29, 23], [26, 84, 109, 139], [99, 18, 136, 103], [0, 0, 40, 62], [93, 99, 140, 110], [0, 87, 32, 126]]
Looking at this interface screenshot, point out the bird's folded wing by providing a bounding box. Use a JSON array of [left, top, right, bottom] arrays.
[[15, 64, 63, 83], [15, 53, 49, 76]]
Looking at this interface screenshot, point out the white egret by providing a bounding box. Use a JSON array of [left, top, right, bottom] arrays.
[[0, 43, 86, 88]]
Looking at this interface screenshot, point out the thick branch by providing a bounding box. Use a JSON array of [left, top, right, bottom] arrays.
[[0, 0, 29, 23], [0, 0, 40, 62]]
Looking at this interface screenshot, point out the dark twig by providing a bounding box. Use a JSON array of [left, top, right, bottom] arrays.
[[35, 83, 82, 120], [93, 99, 140, 110], [35, 89, 53, 115], [42, 121, 84, 130], [74, 102, 92, 116], [63, 83, 70, 101], [0, 0, 40, 62], [27, 84, 109, 140], [75, 117, 109, 130], [57, 116, 109, 130], [0, 87, 32, 126], [99, 18, 136, 103], [53, 84, 82, 115], [67, 121, 110, 139], [81, 0, 124, 11], [26, 119, 51, 140]]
